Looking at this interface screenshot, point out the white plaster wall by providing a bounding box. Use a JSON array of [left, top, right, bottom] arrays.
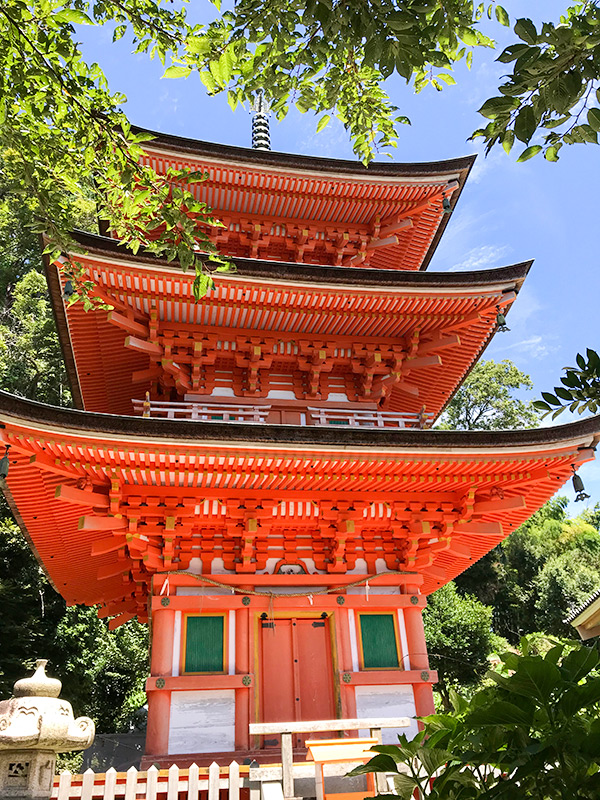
[[355, 685, 419, 742], [168, 690, 235, 754]]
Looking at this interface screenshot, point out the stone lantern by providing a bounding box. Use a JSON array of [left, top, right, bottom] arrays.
[[0, 660, 95, 800]]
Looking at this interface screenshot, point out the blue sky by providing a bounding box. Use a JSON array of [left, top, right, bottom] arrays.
[[78, 0, 599, 508]]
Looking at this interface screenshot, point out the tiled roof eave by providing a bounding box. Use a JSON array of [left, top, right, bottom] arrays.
[[1, 390, 599, 452]]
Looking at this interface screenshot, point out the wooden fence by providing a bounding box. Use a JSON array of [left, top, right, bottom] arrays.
[[52, 763, 244, 800]]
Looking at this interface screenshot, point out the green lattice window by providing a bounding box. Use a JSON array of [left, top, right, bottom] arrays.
[[358, 613, 400, 669], [184, 615, 225, 673]]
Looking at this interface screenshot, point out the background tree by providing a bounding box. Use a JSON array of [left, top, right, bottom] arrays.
[[0, 150, 148, 733], [437, 359, 540, 430], [455, 498, 600, 641], [422, 582, 506, 709], [0, 506, 148, 729], [473, 4, 600, 163], [2, 0, 600, 296]]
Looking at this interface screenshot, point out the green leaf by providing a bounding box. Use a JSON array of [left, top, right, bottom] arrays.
[[478, 96, 519, 119], [516, 145, 542, 162], [554, 387, 573, 401], [469, 700, 532, 726], [316, 115, 331, 133], [186, 36, 211, 56], [218, 47, 235, 84], [199, 71, 218, 92], [417, 747, 454, 774], [347, 753, 399, 775], [495, 5, 510, 26], [53, 9, 94, 25], [162, 65, 192, 79], [561, 645, 600, 683], [514, 18, 538, 45], [514, 106, 536, 143], [501, 129, 515, 154], [459, 27, 479, 46], [587, 108, 600, 132], [532, 400, 551, 411], [541, 392, 561, 405], [509, 656, 561, 702], [544, 145, 560, 161], [497, 43, 530, 63]]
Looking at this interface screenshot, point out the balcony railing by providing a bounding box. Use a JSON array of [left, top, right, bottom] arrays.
[[133, 400, 433, 429], [132, 400, 271, 423], [307, 406, 432, 429]]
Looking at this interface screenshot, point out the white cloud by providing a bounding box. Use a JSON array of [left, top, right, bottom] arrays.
[[499, 334, 559, 360], [449, 243, 510, 271]]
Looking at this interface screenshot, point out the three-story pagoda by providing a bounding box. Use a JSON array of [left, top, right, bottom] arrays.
[[1, 132, 598, 766]]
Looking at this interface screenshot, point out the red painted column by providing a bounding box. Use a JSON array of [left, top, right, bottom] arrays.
[[235, 604, 250, 750], [145, 608, 175, 757], [336, 608, 357, 721], [403, 594, 435, 721]]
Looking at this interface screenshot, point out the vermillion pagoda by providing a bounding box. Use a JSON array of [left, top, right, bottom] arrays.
[[1, 132, 599, 768]]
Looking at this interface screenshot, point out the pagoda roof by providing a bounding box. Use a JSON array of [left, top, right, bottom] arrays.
[[47, 231, 530, 417], [0, 390, 597, 619], [135, 129, 475, 271]]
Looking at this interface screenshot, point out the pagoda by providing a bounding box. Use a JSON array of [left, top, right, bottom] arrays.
[[0, 130, 598, 768]]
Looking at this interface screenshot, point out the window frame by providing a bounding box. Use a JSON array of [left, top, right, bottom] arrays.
[[356, 611, 402, 671], [181, 612, 228, 675]]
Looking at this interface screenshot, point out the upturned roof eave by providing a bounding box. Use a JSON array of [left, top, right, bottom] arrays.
[[131, 127, 476, 272], [59, 230, 533, 290], [133, 125, 476, 180], [1, 390, 599, 452]]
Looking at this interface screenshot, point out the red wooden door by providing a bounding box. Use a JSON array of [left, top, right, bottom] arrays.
[[260, 617, 336, 747]]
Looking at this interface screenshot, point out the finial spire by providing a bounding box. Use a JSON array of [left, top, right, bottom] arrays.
[[251, 90, 271, 150]]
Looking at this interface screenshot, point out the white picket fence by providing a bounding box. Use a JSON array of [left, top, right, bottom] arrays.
[[52, 762, 242, 800]]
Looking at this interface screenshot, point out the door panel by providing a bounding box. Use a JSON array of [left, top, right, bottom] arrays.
[[261, 619, 296, 733], [295, 619, 336, 724], [259, 617, 336, 748]]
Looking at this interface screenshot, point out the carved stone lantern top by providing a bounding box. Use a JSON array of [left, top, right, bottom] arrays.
[[0, 659, 95, 753]]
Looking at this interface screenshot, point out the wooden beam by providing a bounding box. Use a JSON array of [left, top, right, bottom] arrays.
[[29, 453, 80, 479], [378, 218, 413, 239], [423, 565, 446, 582], [97, 561, 130, 580], [79, 515, 127, 531], [442, 312, 484, 333], [145, 674, 254, 692], [395, 382, 420, 397], [445, 540, 471, 559], [472, 496, 526, 514], [404, 355, 443, 370], [497, 291, 517, 307], [107, 311, 149, 338], [55, 484, 109, 509], [91, 536, 127, 556], [455, 521, 503, 536], [108, 611, 136, 630], [98, 599, 137, 618], [124, 335, 163, 357], [416, 334, 460, 355], [132, 366, 163, 383]]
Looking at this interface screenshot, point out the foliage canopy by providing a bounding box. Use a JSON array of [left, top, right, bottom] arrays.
[[438, 359, 540, 431], [351, 639, 600, 799]]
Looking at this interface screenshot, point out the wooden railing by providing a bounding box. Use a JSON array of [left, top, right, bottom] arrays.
[[53, 762, 243, 800], [307, 407, 432, 429], [249, 716, 410, 799], [132, 400, 271, 423], [133, 400, 432, 429]]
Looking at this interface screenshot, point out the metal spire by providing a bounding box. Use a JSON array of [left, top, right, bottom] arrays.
[[250, 91, 271, 150]]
